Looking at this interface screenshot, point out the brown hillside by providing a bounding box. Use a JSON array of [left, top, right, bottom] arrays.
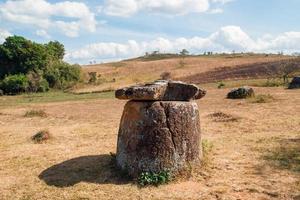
[[181, 58, 300, 84], [77, 54, 292, 93]]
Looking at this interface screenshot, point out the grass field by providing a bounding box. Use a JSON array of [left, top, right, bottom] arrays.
[[0, 80, 299, 199]]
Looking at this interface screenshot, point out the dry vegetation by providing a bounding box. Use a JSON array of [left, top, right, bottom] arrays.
[[77, 54, 291, 93], [0, 84, 299, 199]]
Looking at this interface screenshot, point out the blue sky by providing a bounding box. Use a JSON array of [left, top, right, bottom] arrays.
[[0, 0, 300, 64]]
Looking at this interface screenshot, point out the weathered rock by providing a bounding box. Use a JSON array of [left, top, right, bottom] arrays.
[[116, 101, 201, 178], [115, 80, 206, 101], [227, 87, 254, 99], [288, 77, 300, 89]]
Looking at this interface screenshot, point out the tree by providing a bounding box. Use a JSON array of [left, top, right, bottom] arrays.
[[0, 36, 48, 78], [45, 41, 65, 60], [0, 35, 81, 94], [180, 49, 189, 56], [279, 60, 300, 84]]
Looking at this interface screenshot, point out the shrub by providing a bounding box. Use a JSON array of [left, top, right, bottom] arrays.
[[0, 74, 29, 95], [248, 94, 274, 103], [138, 171, 171, 186], [160, 72, 172, 80], [217, 81, 225, 89], [27, 71, 49, 93], [88, 72, 97, 83], [31, 130, 51, 143], [37, 78, 50, 92], [24, 109, 47, 118], [208, 112, 240, 122], [263, 79, 285, 87], [44, 62, 81, 89]]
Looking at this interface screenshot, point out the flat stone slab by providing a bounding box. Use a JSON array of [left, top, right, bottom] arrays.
[[115, 80, 206, 101]]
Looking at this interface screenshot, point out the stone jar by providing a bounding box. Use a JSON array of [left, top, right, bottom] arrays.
[[116, 100, 202, 178]]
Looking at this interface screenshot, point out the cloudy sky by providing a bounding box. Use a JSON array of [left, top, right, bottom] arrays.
[[0, 0, 300, 64]]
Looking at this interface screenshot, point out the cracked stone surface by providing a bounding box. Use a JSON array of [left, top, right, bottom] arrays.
[[115, 80, 206, 101], [116, 100, 201, 178]]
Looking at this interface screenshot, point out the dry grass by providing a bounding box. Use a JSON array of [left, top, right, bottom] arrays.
[[0, 85, 299, 200], [24, 109, 48, 118], [247, 94, 275, 103], [77, 55, 290, 93], [207, 111, 240, 122]]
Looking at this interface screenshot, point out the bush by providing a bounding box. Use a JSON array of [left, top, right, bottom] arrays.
[[248, 94, 274, 103], [263, 79, 285, 87], [27, 71, 49, 93], [217, 81, 225, 89], [160, 72, 172, 80], [0, 74, 29, 94], [138, 171, 171, 186], [88, 72, 97, 83], [31, 130, 51, 144], [44, 62, 81, 89], [37, 78, 50, 92]]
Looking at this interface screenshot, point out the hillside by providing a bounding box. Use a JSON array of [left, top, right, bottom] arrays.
[[78, 54, 294, 93]]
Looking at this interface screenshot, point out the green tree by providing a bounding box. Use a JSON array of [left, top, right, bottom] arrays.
[[0, 36, 48, 78], [45, 41, 65, 60], [44, 61, 81, 89], [0, 35, 81, 94]]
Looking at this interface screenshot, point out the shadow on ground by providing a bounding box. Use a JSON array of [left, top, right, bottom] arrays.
[[39, 154, 131, 187]]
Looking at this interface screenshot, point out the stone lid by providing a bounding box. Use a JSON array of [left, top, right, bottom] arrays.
[[115, 80, 206, 101]]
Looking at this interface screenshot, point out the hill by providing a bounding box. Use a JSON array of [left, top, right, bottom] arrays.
[[77, 54, 295, 93]]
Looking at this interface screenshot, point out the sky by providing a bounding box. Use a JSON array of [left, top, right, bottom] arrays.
[[0, 0, 300, 64]]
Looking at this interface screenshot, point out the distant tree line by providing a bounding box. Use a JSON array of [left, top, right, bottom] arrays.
[[0, 36, 81, 95]]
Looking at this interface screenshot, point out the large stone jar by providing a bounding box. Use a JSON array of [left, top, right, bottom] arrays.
[[115, 80, 206, 178]]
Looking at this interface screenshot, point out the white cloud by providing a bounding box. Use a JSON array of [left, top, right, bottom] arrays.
[[0, 0, 97, 37], [36, 29, 50, 39], [211, 0, 234, 4], [101, 0, 234, 17], [0, 28, 11, 43], [209, 8, 223, 14], [66, 25, 300, 63]]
